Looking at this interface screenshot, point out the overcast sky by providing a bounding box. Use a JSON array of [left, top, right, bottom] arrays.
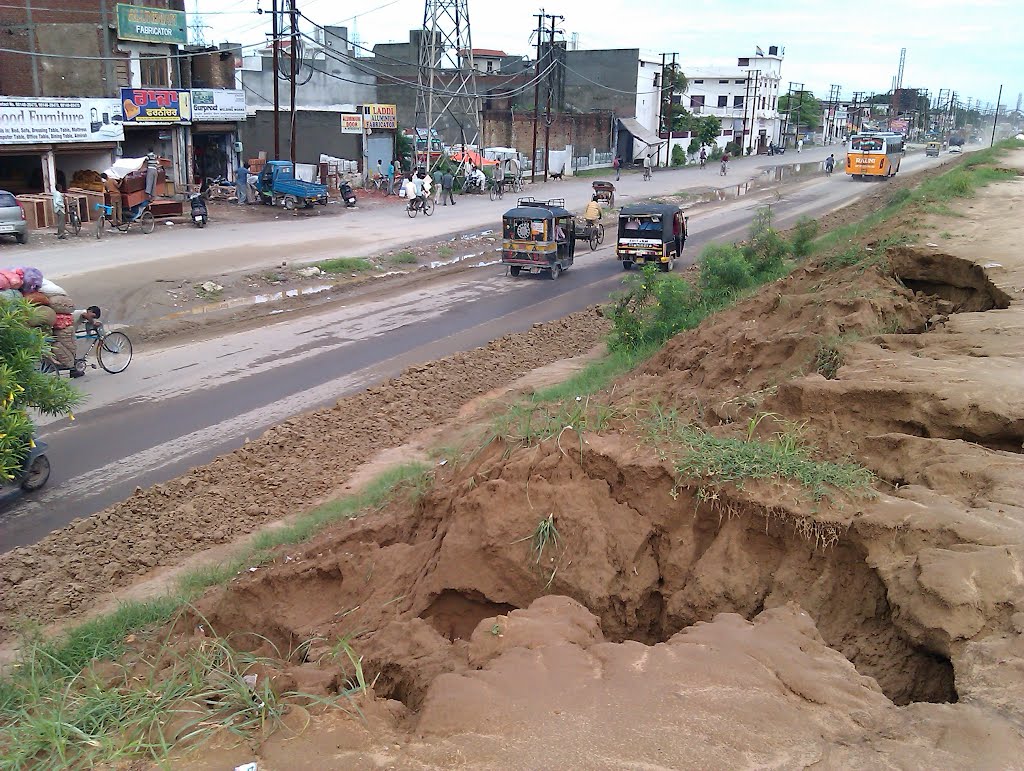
[[197, 0, 1021, 109]]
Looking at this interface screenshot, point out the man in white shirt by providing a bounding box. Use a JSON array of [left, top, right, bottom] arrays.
[[52, 185, 67, 240]]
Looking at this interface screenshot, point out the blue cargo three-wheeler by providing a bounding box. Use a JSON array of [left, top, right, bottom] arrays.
[[256, 160, 329, 209]]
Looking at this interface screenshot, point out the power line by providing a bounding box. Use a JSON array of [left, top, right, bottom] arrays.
[[0, 35, 291, 62]]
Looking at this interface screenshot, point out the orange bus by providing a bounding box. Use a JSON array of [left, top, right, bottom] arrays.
[[846, 132, 905, 178]]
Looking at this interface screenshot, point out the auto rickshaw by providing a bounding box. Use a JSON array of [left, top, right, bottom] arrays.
[[616, 203, 688, 271], [925, 141, 941, 157], [501, 198, 576, 279]]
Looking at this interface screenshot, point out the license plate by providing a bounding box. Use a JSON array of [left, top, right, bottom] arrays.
[[531, 267, 541, 274], [635, 258, 645, 264], [193, 216, 202, 221], [0, 225, 14, 233]]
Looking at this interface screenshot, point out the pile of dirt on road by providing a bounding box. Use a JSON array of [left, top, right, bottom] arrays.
[[0, 310, 609, 639], [148, 155, 1024, 766]]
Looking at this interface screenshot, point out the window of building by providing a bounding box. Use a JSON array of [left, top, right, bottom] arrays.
[[690, 95, 705, 110], [719, 79, 729, 84], [486, 60, 494, 73], [735, 79, 744, 84], [693, 79, 703, 84], [717, 95, 728, 107], [139, 54, 169, 87], [653, 72, 660, 87], [772, 96, 776, 109], [738, 58, 750, 67], [733, 96, 744, 108], [761, 96, 767, 109]]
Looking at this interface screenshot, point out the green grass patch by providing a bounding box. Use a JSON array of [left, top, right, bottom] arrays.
[[530, 346, 654, 403], [0, 463, 430, 768], [645, 405, 874, 502], [387, 251, 418, 266], [317, 257, 375, 274]]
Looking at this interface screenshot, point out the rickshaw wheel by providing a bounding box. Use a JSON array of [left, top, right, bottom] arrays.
[[509, 266, 521, 277], [549, 264, 561, 280], [621, 261, 632, 271], [140, 211, 155, 234], [596, 223, 605, 244]]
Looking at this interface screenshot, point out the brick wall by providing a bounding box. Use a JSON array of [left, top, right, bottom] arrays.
[[0, 0, 184, 97], [482, 110, 612, 154]]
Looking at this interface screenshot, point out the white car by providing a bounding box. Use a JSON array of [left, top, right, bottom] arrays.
[[949, 146, 962, 154]]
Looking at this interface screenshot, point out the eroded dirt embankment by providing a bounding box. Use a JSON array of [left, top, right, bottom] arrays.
[[159, 153, 1024, 767]]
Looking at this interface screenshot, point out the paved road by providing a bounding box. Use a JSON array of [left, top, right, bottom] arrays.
[[0, 150, 954, 550], [6, 148, 842, 284]]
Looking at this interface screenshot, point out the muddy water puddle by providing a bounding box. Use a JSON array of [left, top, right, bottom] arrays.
[[675, 160, 828, 207]]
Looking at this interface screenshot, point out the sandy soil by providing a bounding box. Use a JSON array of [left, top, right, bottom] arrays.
[[5, 150, 1024, 768], [145, 151, 1024, 767]]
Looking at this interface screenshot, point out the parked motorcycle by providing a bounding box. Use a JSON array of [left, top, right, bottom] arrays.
[[339, 180, 358, 208], [189, 193, 209, 228]]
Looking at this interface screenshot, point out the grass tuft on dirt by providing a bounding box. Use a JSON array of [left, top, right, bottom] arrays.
[[0, 463, 429, 767], [317, 257, 375, 274], [387, 251, 419, 266]]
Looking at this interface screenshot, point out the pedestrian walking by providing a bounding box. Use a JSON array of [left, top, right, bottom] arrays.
[[442, 169, 455, 205], [613, 155, 621, 181], [797, 138, 804, 154], [432, 167, 443, 204], [52, 184, 67, 239], [235, 161, 249, 205], [145, 147, 160, 198]]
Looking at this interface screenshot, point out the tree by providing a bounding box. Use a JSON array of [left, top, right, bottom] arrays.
[[0, 299, 78, 479], [671, 145, 686, 166], [697, 116, 721, 148], [661, 63, 688, 98], [687, 137, 701, 156], [779, 91, 823, 130]]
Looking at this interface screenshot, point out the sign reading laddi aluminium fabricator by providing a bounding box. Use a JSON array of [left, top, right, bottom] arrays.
[[116, 3, 187, 45], [120, 88, 191, 124], [0, 96, 125, 145], [362, 104, 397, 130], [190, 89, 246, 122]]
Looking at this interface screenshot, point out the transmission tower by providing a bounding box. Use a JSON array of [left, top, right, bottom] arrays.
[[188, 0, 208, 46], [415, 0, 480, 174]]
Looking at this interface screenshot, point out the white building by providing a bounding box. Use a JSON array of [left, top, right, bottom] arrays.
[[635, 54, 662, 134], [459, 48, 508, 74], [682, 46, 784, 154]]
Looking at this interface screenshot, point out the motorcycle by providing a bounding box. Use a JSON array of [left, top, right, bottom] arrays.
[[189, 193, 209, 228], [0, 439, 51, 505], [339, 180, 358, 208]]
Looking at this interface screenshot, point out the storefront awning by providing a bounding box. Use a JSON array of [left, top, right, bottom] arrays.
[[618, 118, 666, 149]]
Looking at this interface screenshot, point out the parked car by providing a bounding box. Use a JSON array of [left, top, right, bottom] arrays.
[[0, 190, 28, 244], [949, 146, 962, 154]]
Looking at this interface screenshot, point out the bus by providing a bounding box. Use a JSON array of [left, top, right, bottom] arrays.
[[845, 132, 905, 179]]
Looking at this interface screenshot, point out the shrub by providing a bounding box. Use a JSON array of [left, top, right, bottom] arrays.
[[671, 145, 686, 167], [687, 138, 701, 156], [699, 243, 755, 302], [709, 145, 723, 161], [724, 140, 742, 157], [608, 266, 702, 353], [790, 216, 820, 259]]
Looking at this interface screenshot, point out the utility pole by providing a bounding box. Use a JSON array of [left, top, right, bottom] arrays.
[[991, 84, 1003, 147], [542, 12, 562, 181], [851, 91, 863, 133], [272, 0, 280, 159], [657, 53, 666, 167], [289, 0, 298, 166], [530, 10, 544, 183], [667, 53, 676, 163]]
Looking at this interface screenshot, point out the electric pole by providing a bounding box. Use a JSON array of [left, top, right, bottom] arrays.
[[657, 53, 666, 167], [272, 0, 280, 159], [991, 84, 1003, 147], [541, 12, 562, 181], [667, 53, 676, 162], [530, 10, 544, 183], [289, 0, 298, 166]]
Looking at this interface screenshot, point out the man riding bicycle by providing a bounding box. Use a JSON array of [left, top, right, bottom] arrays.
[[493, 161, 505, 196], [584, 195, 602, 226]]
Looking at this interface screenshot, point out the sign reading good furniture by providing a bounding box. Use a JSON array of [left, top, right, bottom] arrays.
[[116, 3, 187, 45], [362, 104, 397, 130], [0, 97, 125, 145], [120, 88, 191, 124]]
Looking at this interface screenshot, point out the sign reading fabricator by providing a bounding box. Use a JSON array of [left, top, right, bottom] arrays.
[[116, 3, 187, 45]]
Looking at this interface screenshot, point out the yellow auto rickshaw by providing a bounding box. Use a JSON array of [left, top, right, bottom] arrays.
[[925, 141, 941, 157]]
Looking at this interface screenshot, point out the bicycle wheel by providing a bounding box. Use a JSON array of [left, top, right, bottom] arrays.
[[38, 357, 60, 376], [424, 198, 435, 216], [489, 185, 498, 201], [140, 211, 155, 234], [588, 232, 598, 251], [95, 216, 106, 240], [597, 223, 605, 244], [406, 201, 417, 218], [98, 331, 133, 374], [69, 211, 81, 236]]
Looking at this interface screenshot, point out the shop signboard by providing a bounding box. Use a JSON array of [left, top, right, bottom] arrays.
[[362, 104, 397, 130], [190, 89, 246, 122], [116, 3, 187, 45], [0, 96, 125, 145], [120, 88, 191, 124], [341, 113, 364, 134]]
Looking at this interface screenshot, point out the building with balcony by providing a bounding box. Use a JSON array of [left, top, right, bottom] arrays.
[[682, 47, 784, 153]]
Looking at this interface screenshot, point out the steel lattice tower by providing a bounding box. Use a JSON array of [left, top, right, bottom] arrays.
[[415, 0, 480, 172]]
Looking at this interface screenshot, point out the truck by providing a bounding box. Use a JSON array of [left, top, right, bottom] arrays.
[[256, 160, 329, 209]]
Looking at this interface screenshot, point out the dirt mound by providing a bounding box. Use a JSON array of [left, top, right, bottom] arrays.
[[0, 310, 609, 640]]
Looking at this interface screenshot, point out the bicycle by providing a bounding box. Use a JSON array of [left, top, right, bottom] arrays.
[[406, 195, 435, 218], [365, 174, 389, 194], [94, 200, 155, 239], [41, 325, 134, 377], [699, 156, 707, 170], [488, 179, 505, 201], [67, 206, 82, 236], [720, 161, 729, 177], [509, 176, 524, 194]]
